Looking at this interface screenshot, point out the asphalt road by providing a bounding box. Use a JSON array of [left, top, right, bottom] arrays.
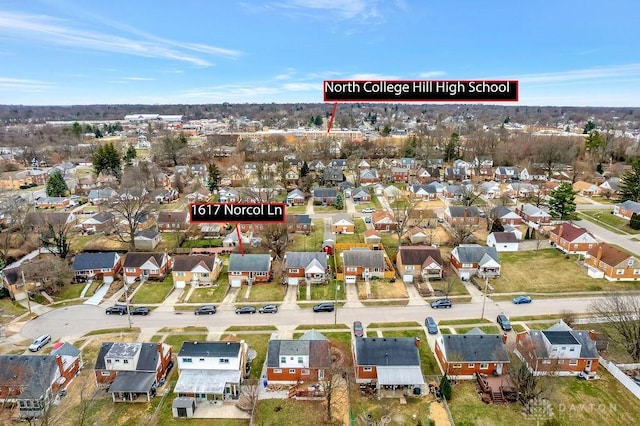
[[21, 295, 605, 341]]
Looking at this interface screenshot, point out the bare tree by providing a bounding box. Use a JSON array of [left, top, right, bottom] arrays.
[[319, 363, 349, 424], [589, 293, 640, 361], [22, 255, 72, 295], [450, 224, 475, 246], [0, 195, 32, 265], [534, 137, 578, 179], [389, 196, 419, 247], [508, 355, 551, 406], [237, 378, 259, 422], [261, 224, 289, 260], [107, 190, 156, 250], [40, 222, 72, 259]]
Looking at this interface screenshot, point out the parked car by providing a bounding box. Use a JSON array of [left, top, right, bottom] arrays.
[[512, 295, 532, 304], [497, 314, 512, 331], [430, 298, 452, 309], [235, 306, 257, 315], [364, 216, 372, 223], [194, 305, 216, 315], [353, 321, 364, 337], [259, 304, 278, 314], [361, 207, 376, 213], [28, 334, 52, 352], [313, 302, 335, 312], [425, 317, 438, 334], [131, 306, 150, 316], [105, 305, 128, 315]]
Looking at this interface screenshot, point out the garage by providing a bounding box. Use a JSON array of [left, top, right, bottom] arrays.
[[287, 277, 299, 286], [175, 280, 186, 289], [345, 276, 356, 284], [230, 279, 243, 288], [402, 274, 414, 283]]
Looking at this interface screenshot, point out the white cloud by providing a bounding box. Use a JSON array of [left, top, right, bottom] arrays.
[[282, 82, 321, 91], [418, 71, 446, 78], [348, 73, 400, 80], [0, 77, 53, 91], [508, 64, 640, 84]]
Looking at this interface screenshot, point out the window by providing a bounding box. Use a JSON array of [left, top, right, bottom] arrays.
[[628, 259, 635, 267], [200, 358, 205, 362], [467, 363, 475, 368], [289, 369, 296, 374], [558, 359, 564, 364], [231, 271, 242, 276], [182, 358, 192, 363], [123, 359, 129, 364], [115, 359, 120, 363], [289, 268, 299, 273], [363, 367, 372, 372], [280, 356, 286, 364], [273, 369, 282, 373], [347, 267, 358, 272], [219, 359, 229, 364], [542, 360, 552, 364], [302, 369, 310, 375], [569, 348, 575, 352], [100, 268, 111, 272], [126, 268, 136, 273], [452, 363, 462, 369], [616, 269, 624, 275], [480, 363, 488, 369], [569, 359, 578, 366], [176, 272, 185, 277], [101, 371, 111, 376], [298, 357, 303, 364], [106, 359, 112, 364], [634, 269, 640, 275]]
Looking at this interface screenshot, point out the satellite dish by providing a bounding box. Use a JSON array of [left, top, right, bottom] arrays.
[[247, 349, 257, 361]]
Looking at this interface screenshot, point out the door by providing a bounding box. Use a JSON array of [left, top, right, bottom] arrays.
[[496, 363, 503, 375], [585, 360, 592, 372], [318, 369, 324, 380], [177, 407, 187, 418]]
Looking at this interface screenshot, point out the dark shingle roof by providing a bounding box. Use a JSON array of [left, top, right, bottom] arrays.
[[454, 244, 499, 264], [542, 331, 580, 345], [285, 252, 327, 269], [228, 254, 271, 272], [441, 334, 510, 362], [491, 232, 518, 243], [123, 252, 165, 268], [355, 338, 421, 366], [398, 246, 443, 266], [0, 355, 59, 399], [447, 206, 480, 218], [343, 250, 385, 269], [178, 341, 241, 358], [172, 255, 216, 272], [72, 252, 119, 271]]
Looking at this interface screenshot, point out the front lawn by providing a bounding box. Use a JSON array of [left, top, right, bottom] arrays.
[[163, 333, 208, 352], [130, 277, 175, 304], [492, 249, 639, 293], [455, 325, 501, 335], [286, 204, 308, 213], [578, 209, 640, 234], [186, 285, 229, 303], [287, 220, 324, 252], [220, 333, 270, 380], [238, 282, 286, 302], [0, 299, 27, 323], [357, 279, 408, 299], [309, 280, 346, 300], [53, 283, 85, 301]]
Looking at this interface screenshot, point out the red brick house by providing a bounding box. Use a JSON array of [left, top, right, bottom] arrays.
[[444, 206, 481, 226], [584, 243, 640, 281], [515, 321, 599, 376], [72, 251, 122, 283], [515, 203, 551, 228], [284, 252, 329, 285], [123, 252, 171, 284], [548, 223, 598, 255], [435, 329, 510, 378], [35, 197, 71, 209], [342, 250, 386, 283], [396, 246, 444, 281], [227, 253, 272, 287], [450, 244, 501, 280], [613, 200, 640, 220], [391, 167, 410, 183], [266, 330, 332, 384], [371, 211, 397, 232], [94, 342, 173, 402], [491, 206, 522, 226], [353, 337, 425, 390], [0, 343, 82, 419], [359, 169, 379, 185], [286, 214, 314, 233], [158, 211, 190, 232]]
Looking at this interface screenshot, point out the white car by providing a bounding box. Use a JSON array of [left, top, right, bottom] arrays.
[[29, 334, 52, 352], [361, 208, 376, 213]]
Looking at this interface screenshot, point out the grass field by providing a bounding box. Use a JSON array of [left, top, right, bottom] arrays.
[[579, 209, 640, 235], [239, 282, 286, 302], [0, 298, 27, 323], [287, 220, 324, 252], [492, 249, 640, 293], [357, 279, 408, 299], [187, 284, 229, 303], [573, 322, 635, 363], [53, 283, 85, 301], [130, 277, 174, 304], [455, 325, 501, 335]]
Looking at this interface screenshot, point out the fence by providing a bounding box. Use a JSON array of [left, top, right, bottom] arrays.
[[598, 357, 640, 399]]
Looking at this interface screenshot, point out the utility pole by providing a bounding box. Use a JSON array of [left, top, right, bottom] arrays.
[[334, 282, 340, 325], [21, 271, 31, 315], [480, 275, 488, 320], [124, 284, 132, 329]]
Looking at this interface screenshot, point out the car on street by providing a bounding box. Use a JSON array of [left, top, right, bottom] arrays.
[[353, 320, 364, 337], [313, 302, 335, 312], [430, 298, 452, 309], [194, 305, 216, 315], [259, 304, 278, 314], [361, 207, 376, 213], [235, 306, 257, 314], [105, 305, 128, 315], [497, 314, 512, 331], [131, 306, 150, 316], [29, 334, 52, 352], [425, 317, 438, 334], [512, 295, 532, 304]]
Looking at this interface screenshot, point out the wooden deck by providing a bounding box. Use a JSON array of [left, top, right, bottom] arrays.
[[476, 374, 517, 404]]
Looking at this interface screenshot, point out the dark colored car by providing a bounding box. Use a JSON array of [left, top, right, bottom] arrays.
[[259, 304, 278, 314], [105, 305, 128, 315], [235, 306, 257, 314], [131, 306, 150, 316], [313, 302, 335, 312], [194, 305, 216, 315], [512, 295, 532, 304], [497, 314, 512, 331], [425, 317, 438, 334], [353, 321, 364, 337], [430, 298, 452, 309]]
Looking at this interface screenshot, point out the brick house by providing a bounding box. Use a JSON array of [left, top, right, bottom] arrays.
[[286, 189, 305, 205], [331, 213, 355, 234], [450, 244, 500, 280], [342, 250, 386, 283], [435, 329, 510, 378], [123, 252, 171, 284], [515, 321, 599, 376], [312, 187, 338, 204], [584, 243, 640, 281], [371, 211, 397, 232], [613, 200, 640, 220], [35, 197, 71, 209], [491, 205, 522, 226], [396, 246, 444, 281], [444, 206, 481, 226], [158, 211, 190, 232], [515, 203, 551, 228], [359, 169, 379, 185], [548, 223, 598, 254], [351, 187, 371, 202], [266, 330, 332, 384], [286, 214, 314, 234], [284, 252, 329, 285], [94, 342, 173, 402], [171, 255, 222, 289], [79, 211, 115, 233], [227, 253, 272, 286], [391, 167, 410, 183], [72, 251, 122, 283]]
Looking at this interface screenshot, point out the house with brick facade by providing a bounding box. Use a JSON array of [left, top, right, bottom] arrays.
[[158, 211, 190, 232], [266, 330, 332, 384], [371, 211, 397, 232], [79, 211, 115, 233], [548, 223, 598, 254], [284, 252, 329, 285], [515, 203, 551, 228], [391, 167, 410, 183], [396, 246, 444, 282], [123, 252, 171, 284], [343, 250, 386, 283], [286, 214, 314, 234], [72, 251, 122, 283], [584, 243, 640, 281], [227, 253, 272, 286], [491, 206, 522, 226], [613, 200, 640, 220], [331, 213, 355, 234], [450, 244, 500, 280], [514, 321, 599, 376], [171, 255, 222, 289], [434, 329, 510, 378], [444, 206, 481, 226]]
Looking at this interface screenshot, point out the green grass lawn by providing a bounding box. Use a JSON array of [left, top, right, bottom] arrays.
[[186, 284, 229, 303], [256, 399, 325, 426], [512, 324, 526, 333], [439, 318, 493, 326], [368, 321, 422, 328], [309, 280, 346, 300], [578, 209, 640, 234], [286, 204, 308, 213], [295, 323, 349, 330], [430, 279, 469, 296], [573, 322, 635, 363], [287, 221, 324, 252], [130, 277, 175, 304], [382, 329, 441, 376], [379, 233, 399, 260], [163, 333, 208, 352], [314, 205, 344, 213], [181, 238, 222, 248], [526, 321, 557, 330], [239, 282, 286, 302], [455, 325, 501, 335], [53, 283, 85, 301], [0, 298, 27, 323], [220, 333, 270, 380], [492, 249, 640, 293]]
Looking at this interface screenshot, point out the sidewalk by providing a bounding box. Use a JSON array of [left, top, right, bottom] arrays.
[[155, 287, 184, 312], [405, 282, 428, 306], [343, 283, 364, 308]]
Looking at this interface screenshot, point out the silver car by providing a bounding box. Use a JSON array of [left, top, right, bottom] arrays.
[[29, 334, 52, 352]]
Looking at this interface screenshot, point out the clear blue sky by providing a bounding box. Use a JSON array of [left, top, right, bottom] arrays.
[[0, 0, 639, 106]]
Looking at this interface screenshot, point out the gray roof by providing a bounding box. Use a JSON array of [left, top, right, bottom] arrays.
[[520, 203, 550, 217], [267, 339, 332, 369], [491, 232, 518, 243], [174, 369, 241, 395], [108, 371, 157, 393], [542, 331, 580, 345], [286, 214, 312, 225], [96, 342, 161, 372], [72, 252, 119, 271], [355, 338, 421, 366], [178, 341, 241, 358], [228, 254, 271, 273], [454, 244, 499, 264], [441, 334, 510, 362], [173, 255, 217, 272], [323, 168, 343, 181], [135, 228, 160, 240], [285, 252, 327, 269], [313, 187, 338, 198], [332, 213, 353, 225], [0, 355, 59, 399], [619, 200, 640, 213], [51, 342, 81, 358], [299, 329, 328, 341], [123, 252, 165, 268], [491, 205, 515, 217], [287, 189, 305, 198], [398, 246, 443, 267], [86, 211, 114, 223], [447, 206, 480, 218], [343, 250, 385, 269]]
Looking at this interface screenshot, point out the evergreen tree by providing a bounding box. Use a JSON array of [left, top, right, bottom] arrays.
[[300, 161, 309, 178], [618, 160, 640, 202], [444, 132, 460, 162], [93, 142, 122, 180], [548, 181, 578, 220], [596, 163, 604, 175], [207, 163, 221, 192], [45, 170, 69, 197], [439, 374, 452, 401], [124, 145, 137, 165], [314, 115, 323, 126], [630, 213, 640, 230], [334, 193, 344, 210], [583, 120, 596, 134], [490, 218, 504, 233]]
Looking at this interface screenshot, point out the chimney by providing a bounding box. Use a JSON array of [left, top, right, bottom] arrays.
[[596, 245, 603, 263], [502, 333, 508, 344], [415, 337, 421, 347], [588, 330, 597, 342], [55, 355, 65, 376], [558, 224, 563, 239]]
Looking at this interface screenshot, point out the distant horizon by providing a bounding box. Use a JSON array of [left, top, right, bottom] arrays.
[[1, 1, 639, 107]]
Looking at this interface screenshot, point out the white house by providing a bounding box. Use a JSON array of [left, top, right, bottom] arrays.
[[486, 232, 519, 252]]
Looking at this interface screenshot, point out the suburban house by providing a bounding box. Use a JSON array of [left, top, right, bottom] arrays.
[[94, 342, 172, 402], [572, 181, 600, 197], [598, 177, 619, 196], [134, 228, 162, 250], [331, 213, 355, 234], [515, 321, 600, 376], [450, 244, 501, 280], [284, 252, 329, 285], [363, 229, 381, 244], [171, 255, 222, 288], [218, 188, 240, 203], [351, 187, 371, 202], [174, 341, 248, 405], [507, 182, 538, 199], [410, 184, 438, 200], [359, 169, 379, 185], [515, 203, 552, 228], [286, 214, 314, 234], [584, 243, 640, 281], [480, 181, 501, 199], [0, 343, 82, 419], [358, 159, 371, 169], [157, 211, 190, 232], [286, 189, 306, 205], [312, 187, 338, 205], [266, 330, 333, 384], [494, 166, 518, 182], [371, 211, 397, 232], [415, 168, 435, 184], [24, 212, 76, 231], [308, 160, 325, 172], [486, 232, 519, 252], [548, 223, 598, 254], [396, 246, 444, 282], [150, 189, 179, 204], [72, 251, 122, 283], [444, 206, 481, 226], [342, 250, 386, 283], [123, 252, 171, 284], [406, 226, 428, 245], [329, 159, 348, 170], [35, 197, 71, 209], [88, 188, 118, 204], [400, 157, 418, 169], [322, 167, 344, 185], [353, 337, 425, 391], [434, 329, 510, 377], [491, 205, 522, 226], [613, 200, 640, 220], [79, 211, 115, 233], [227, 253, 272, 286], [391, 167, 410, 183]]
